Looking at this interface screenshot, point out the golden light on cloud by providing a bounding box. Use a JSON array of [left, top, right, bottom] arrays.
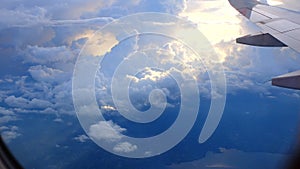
[[178, 0, 247, 63], [83, 32, 119, 57], [179, 0, 242, 45]]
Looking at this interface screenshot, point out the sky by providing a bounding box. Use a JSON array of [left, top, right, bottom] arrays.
[[0, 0, 300, 168]]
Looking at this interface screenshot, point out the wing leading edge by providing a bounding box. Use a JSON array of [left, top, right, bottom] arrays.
[[229, 0, 300, 90]]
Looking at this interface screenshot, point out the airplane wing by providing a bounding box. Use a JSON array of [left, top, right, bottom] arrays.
[[228, 0, 300, 90]]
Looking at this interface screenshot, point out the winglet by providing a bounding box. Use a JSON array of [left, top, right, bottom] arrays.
[[272, 70, 300, 90], [236, 33, 287, 47]]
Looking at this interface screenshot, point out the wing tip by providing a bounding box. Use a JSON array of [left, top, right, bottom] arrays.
[[272, 70, 300, 90]]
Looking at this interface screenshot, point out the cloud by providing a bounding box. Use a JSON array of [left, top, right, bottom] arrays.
[[179, 0, 251, 45], [48, 0, 117, 19], [0, 28, 78, 116], [128, 67, 170, 83], [5, 95, 52, 109], [0, 115, 18, 124], [161, 0, 187, 14], [53, 118, 63, 122], [0, 126, 9, 131], [220, 42, 300, 93], [1, 126, 21, 143], [0, 0, 117, 20], [29, 98, 53, 108], [23, 45, 74, 65], [113, 142, 137, 153], [4, 96, 29, 108], [101, 105, 117, 111], [0, 25, 55, 48], [0, 6, 49, 29], [28, 65, 70, 84], [2, 131, 21, 143], [0, 0, 158, 23], [74, 134, 90, 142], [41, 108, 58, 114], [52, 81, 74, 115], [0, 0, 228, 120], [88, 121, 126, 142], [0, 105, 18, 124], [0, 74, 75, 115], [0, 107, 14, 115], [82, 31, 118, 57]]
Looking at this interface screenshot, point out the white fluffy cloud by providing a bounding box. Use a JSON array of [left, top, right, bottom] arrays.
[[0, 126, 21, 143], [113, 142, 137, 153], [5, 96, 52, 109], [1, 131, 21, 143], [0, 0, 146, 22], [101, 105, 116, 111], [0, 107, 14, 115], [0, 115, 18, 124], [88, 121, 126, 142], [28, 65, 70, 84], [0, 6, 49, 30], [23, 46, 74, 65], [161, 0, 187, 14], [0, 107, 18, 124], [74, 134, 90, 143], [0, 0, 116, 20]]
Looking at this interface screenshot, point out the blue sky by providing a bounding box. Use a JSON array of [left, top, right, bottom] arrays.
[[0, 0, 300, 168]]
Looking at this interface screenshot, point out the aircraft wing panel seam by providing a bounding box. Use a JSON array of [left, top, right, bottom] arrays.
[[282, 27, 300, 34], [283, 30, 300, 43], [252, 9, 276, 20], [263, 19, 300, 33]]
